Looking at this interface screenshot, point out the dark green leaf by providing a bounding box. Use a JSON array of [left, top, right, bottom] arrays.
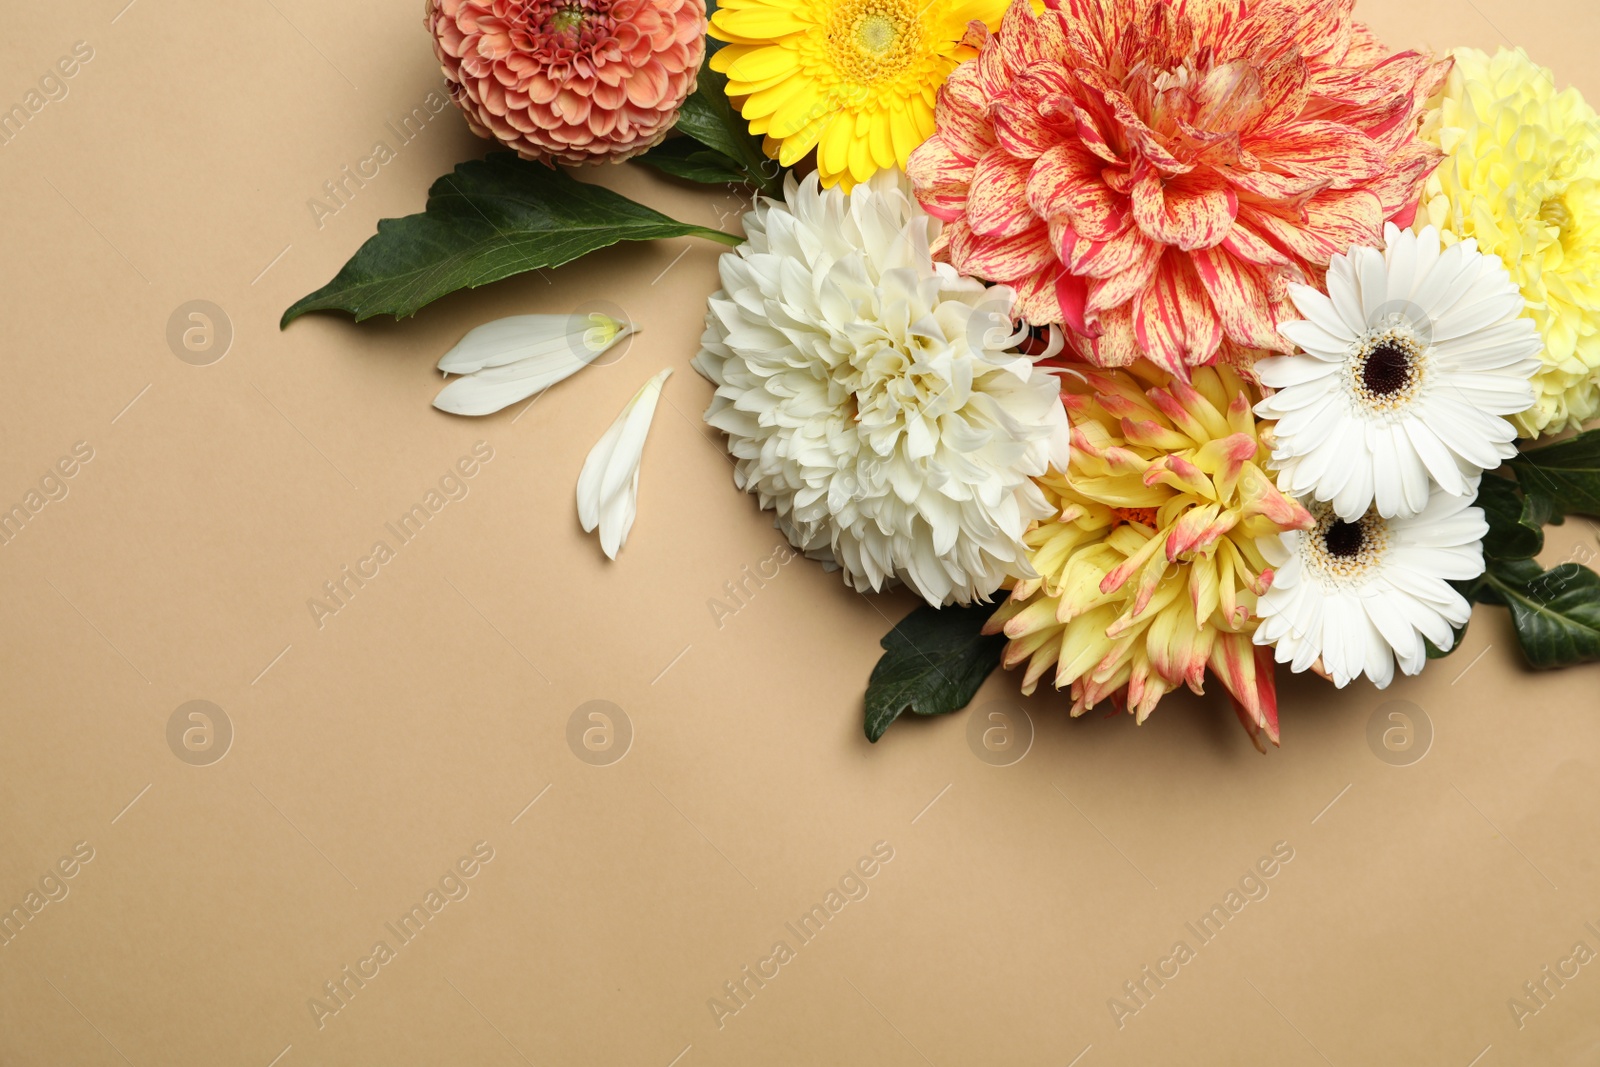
[[637, 137, 749, 186], [1521, 481, 1563, 529], [864, 603, 1007, 742], [1507, 429, 1600, 519], [1482, 558, 1600, 668], [281, 152, 740, 326], [1476, 474, 1544, 560], [671, 58, 782, 196]]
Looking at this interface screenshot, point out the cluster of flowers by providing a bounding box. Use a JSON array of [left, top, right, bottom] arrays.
[[420, 0, 1600, 746]]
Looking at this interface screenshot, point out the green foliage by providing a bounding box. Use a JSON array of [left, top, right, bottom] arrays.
[[1508, 431, 1600, 520], [665, 57, 782, 197], [1438, 430, 1600, 670], [281, 153, 738, 326], [864, 603, 1007, 742]]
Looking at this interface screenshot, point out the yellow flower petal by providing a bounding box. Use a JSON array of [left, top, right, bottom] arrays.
[[818, 115, 853, 184], [720, 44, 802, 85], [712, 7, 814, 39], [706, 0, 976, 185]]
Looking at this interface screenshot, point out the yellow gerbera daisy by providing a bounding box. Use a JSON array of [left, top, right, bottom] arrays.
[[707, 0, 1006, 189]]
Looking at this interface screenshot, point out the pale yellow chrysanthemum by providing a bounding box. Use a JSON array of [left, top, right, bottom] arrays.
[[1416, 47, 1600, 436], [707, 0, 1006, 190]]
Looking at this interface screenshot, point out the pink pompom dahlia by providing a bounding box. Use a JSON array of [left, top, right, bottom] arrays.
[[907, 0, 1450, 376], [427, 0, 706, 166]]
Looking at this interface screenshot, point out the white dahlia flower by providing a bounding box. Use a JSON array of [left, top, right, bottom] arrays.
[[1256, 224, 1541, 522], [1253, 486, 1488, 688], [692, 171, 1071, 607]]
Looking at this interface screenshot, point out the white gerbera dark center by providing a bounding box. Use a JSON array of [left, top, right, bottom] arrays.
[[1304, 505, 1388, 584], [1349, 326, 1425, 410], [1257, 225, 1541, 521]]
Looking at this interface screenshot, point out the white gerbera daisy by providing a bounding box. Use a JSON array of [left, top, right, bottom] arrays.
[[1255, 224, 1542, 522], [692, 170, 1071, 607], [1252, 486, 1488, 688]]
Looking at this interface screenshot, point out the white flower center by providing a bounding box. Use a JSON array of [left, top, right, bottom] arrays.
[[1302, 505, 1389, 585], [1348, 323, 1426, 413]]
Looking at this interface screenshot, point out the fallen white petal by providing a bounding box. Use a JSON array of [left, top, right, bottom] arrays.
[[577, 368, 671, 560], [433, 313, 635, 416]]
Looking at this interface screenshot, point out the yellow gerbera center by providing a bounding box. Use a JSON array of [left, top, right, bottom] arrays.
[[857, 12, 897, 52], [830, 0, 916, 82]]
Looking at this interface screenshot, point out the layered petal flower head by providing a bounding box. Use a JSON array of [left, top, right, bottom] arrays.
[[692, 171, 1072, 607], [907, 0, 1450, 376], [1256, 224, 1542, 522], [1416, 47, 1600, 437], [707, 0, 1006, 190], [427, 0, 706, 166], [984, 364, 1313, 749], [1253, 488, 1487, 687], [577, 368, 671, 559], [433, 312, 635, 416]]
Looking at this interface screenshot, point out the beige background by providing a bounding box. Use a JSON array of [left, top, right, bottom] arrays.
[[3, 0, 1600, 1063]]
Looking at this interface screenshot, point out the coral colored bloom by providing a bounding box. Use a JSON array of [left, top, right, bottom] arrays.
[[1416, 47, 1600, 437], [907, 0, 1450, 376], [708, 0, 1006, 190], [427, 0, 706, 166], [985, 364, 1313, 749]]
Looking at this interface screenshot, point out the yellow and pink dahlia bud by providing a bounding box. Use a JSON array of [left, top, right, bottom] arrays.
[[985, 364, 1312, 749], [427, 0, 706, 166], [908, 0, 1450, 378]]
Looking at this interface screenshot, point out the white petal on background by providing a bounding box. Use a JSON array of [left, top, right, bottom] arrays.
[[433, 313, 636, 416], [577, 368, 672, 560]]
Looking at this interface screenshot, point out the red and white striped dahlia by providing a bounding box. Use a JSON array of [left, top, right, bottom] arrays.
[[428, 0, 706, 166], [907, 0, 1450, 376]]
